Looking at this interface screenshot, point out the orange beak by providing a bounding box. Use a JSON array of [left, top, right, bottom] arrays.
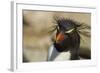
[[56, 32, 64, 43]]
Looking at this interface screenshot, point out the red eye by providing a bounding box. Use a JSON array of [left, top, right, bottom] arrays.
[[56, 32, 64, 43]]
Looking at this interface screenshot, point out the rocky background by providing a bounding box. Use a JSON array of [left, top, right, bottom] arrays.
[[23, 10, 91, 62]]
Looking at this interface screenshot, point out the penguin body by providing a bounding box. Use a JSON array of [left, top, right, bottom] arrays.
[[48, 45, 71, 61]]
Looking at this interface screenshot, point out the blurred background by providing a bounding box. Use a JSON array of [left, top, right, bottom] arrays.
[[23, 10, 91, 62]]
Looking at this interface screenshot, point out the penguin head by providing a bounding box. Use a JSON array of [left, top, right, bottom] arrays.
[[55, 18, 77, 43]]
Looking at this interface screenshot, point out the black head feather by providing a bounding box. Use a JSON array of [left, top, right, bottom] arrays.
[[55, 18, 80, 31]]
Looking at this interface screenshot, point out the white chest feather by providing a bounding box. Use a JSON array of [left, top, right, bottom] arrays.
[[48, 45, 71, 61]]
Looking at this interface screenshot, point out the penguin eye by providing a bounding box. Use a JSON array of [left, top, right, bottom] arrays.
[[65, 28, 74, 33]]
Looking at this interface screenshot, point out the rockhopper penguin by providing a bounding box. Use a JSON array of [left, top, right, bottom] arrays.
[[54, 18, 80, 60], [48, 18, 80, 61]]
